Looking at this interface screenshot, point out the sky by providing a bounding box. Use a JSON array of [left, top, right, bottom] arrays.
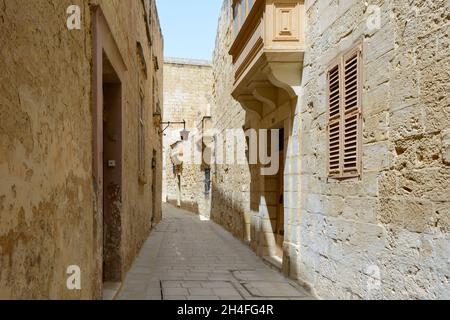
[[156, 0, 223, 61]]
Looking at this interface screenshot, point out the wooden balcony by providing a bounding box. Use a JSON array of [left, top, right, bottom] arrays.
[[229, 0, 305, 118]]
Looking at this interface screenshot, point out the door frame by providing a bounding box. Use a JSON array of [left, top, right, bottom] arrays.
[[92, 5, 127, 290]]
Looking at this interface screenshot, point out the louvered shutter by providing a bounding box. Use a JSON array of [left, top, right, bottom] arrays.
[[327, 44, 362, 179], [327, 63, 341, 177], [342, 46, 362, 177]]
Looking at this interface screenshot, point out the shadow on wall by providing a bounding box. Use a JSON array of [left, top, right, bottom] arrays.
[[166, 199, 200, 215], [210, 109, 294, 267], [210, 180, 247, 241]]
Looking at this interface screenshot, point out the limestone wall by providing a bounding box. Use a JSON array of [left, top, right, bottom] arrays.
[[210, 0, 254, 242], [211, 0, 450, 299], [0, 0, 163, 299], [162, 59, 213, 218], [116, 0, 164, 289], [297, 0, 449, 299]]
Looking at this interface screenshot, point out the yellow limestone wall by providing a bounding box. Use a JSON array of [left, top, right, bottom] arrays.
[[0, 0, 163, 299]]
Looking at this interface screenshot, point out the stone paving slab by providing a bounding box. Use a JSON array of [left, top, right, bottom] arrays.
[[242, 282, 308, 297], [116, 203, 313, 300]]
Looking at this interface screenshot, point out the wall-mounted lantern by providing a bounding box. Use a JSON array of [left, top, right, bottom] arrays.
[[160, 120, 190, 141], [180, 128, 190, 141]]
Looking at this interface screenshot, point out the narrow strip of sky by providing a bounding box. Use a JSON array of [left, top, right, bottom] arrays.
[[156, 0, 223, 61]]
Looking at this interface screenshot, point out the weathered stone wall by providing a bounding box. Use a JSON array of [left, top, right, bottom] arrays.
[[117, 0, 164, 289], [0, 0, 95, 300], [212, 0, 299, 264], [298, 0, 449, 299], [210, 0, 254, 242], [162, 58, 213, 218], [211, 0, 449, 299], [0, 0, 163, 299]]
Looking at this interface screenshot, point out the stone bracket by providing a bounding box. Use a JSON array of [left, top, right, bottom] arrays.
[[237, 94, 264, 119], [262, 58, 304, 99], [252, 84, 278, 112], [232, 51, 304, 120]]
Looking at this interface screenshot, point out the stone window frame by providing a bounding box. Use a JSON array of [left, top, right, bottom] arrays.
[[327, 41, 363, 180]]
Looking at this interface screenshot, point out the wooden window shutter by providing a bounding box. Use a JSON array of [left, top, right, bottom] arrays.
[[327, 62, 341, 177], [342, 45, 362, 177], [327, 43, 362, 179]]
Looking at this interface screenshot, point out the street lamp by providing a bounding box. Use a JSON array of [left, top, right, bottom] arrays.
[[180, 128, 190, 141], [160, 120, 190, 141]]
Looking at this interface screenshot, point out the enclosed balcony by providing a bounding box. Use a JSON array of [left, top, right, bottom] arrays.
[[229, 0, 305, 117]]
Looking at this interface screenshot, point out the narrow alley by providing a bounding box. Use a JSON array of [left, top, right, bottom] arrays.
[[1, 0, 449, 302], [117, 204, 312, 300]]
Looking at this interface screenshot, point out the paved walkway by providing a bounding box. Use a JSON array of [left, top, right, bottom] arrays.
[[117, 203, 313, 300]]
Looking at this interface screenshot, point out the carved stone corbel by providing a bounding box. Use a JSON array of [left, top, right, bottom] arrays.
[[237, 94, 264, 119], [251, 83, 278, 112], [262, 56, 304, 99]]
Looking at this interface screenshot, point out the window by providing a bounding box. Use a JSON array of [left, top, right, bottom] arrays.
[[233, 2, 239, 38], [239, 0, 245, 24], [327, 43, 362, 179], [233, 0, 254, 38], [138, 94, 146, 183], [204, 169, 211, 195], [247, 0, 253, 16], [136, 41, 147, 78]]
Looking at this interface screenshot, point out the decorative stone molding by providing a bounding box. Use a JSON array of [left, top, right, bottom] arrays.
[[262, 52, 304, 98], [229, 0, 305, 116], [251, 81, 278, 112], [237, 94, 264, 119]]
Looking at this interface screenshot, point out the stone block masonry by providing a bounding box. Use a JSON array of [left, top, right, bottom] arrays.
[[299, 0, 450, 299], [162, 58, 214, 219], [0, 0, 164, 299], [210, 0, 253, 244], [210, 0, 450, 299]]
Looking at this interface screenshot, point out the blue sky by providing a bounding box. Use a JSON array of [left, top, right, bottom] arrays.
[[156, 0, 223, 61]]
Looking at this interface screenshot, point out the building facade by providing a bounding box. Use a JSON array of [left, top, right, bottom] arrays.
[[211, 0, 449, 299], [0, 0, 163, 299], [162, 58, 213, 219]]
